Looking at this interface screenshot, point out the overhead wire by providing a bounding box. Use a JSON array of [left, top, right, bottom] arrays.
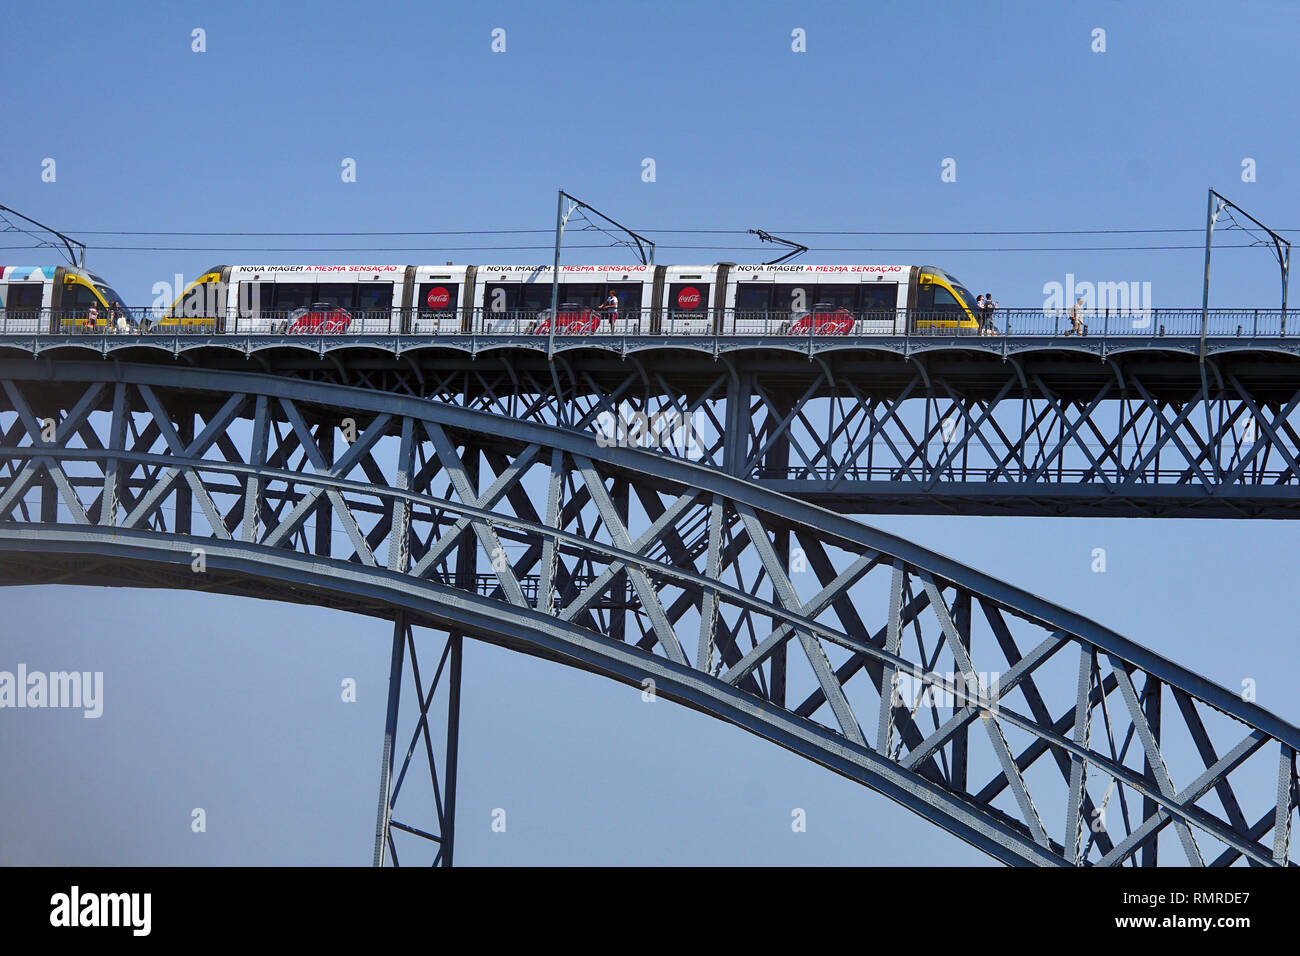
[[0, 242, 1281, 253], [1, 223, 1292, 255]]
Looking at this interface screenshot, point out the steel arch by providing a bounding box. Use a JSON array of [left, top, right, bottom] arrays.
[[0, 359, 1294, 866]]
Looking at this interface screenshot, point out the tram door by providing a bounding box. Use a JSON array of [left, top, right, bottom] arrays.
[[666, 282, 710, 335], [733, 277, 775, 334], [416, 281, 460, 334]]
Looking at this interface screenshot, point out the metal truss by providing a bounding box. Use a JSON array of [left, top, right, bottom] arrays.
[[374, 614, 461, 867], [239, 347, 1300, 518], [11, 339, 1297, 517], [684, 358, 1300, 518], [0, 359, 1295, 866]]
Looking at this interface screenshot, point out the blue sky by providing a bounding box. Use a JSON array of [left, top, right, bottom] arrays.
[[2, 0, 1299, 865]]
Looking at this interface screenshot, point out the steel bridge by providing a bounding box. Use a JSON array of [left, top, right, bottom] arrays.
[[0, 342, 1296, 866], [9, 327, 1300, 517]]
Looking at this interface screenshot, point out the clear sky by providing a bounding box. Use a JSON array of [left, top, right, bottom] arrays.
[[2, 0, 1298, 865]]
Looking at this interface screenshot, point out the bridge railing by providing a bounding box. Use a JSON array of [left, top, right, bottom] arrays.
[[0, 307, 1294, 338], [755, 462, 1297, 483]]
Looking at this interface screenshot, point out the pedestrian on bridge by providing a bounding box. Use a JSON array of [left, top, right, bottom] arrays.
[[981, 294, 998, 335], [1065, 296, 1087, 336], [602, 290, 619, 328]]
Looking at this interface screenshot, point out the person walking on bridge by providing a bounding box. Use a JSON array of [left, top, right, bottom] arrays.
[[1065, 296, 1087, 336]]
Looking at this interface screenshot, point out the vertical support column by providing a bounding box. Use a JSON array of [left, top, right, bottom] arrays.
[[951, 591, 972, 794], [435, 445, 476, 867], [696, 496, 724, 672], [99, 383, 128, 527], [922, 383, 934, 484], [315, 422, 334, 559], [455, 447, 480, 596], [388, 417, 414, 573], [875, 562, 905, 758], [722, 371, 752, 477], [715, 372, 750, 683], [763, 392, 792, 708], [1199, 366, 1221, 484], [242, 396, 269, 543], [34, 390, 58, 522], [442, 632, 463, 868], [610, 478, 629, 645], [769, 548, 788, 708], [539, 449, 563, 616], [1140, 676, 1163, 867], [1065, 647, 1095, 866], [39, 470, 57, 523], [175, 412, 193, 536], [38, 393, 57, 523], [1274, 745, 1295, 866], [1115, 376, 1127, 482], [373, 613, 406, 867]]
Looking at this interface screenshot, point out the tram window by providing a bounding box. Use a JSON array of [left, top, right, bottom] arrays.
[[602, 283, 642, 312], [4, 283, 42, 312], [777, 286, 813, 313], [357, 283, 395, 314], [860, 284, 898, 315], [64, 282, 100, 311], [484, 284, 520, 313], [814, 284, 857, 310], [273, 283, 314, 312], [520, 285, 557, 313], [175, 282, 215, 315], [932, 287, 963, 311], [240, 282, 271, 316], [312, 284, 357, 308], [491, 283, 644, 314], [950, 284, 978, 312], [736, 284, 772, 311], [557, 283, 601, 307]]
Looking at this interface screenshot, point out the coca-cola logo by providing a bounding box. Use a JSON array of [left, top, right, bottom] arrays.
[[427, 286, 450, 309], [677, 286, 700, 309]]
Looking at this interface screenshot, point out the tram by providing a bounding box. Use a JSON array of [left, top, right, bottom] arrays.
[[0, 265, 136, 332], [154, 262, 982, 335]]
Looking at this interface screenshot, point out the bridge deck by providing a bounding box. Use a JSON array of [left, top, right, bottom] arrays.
[[5, 340, 1300, 519], [5, 330, 1300, 362]]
